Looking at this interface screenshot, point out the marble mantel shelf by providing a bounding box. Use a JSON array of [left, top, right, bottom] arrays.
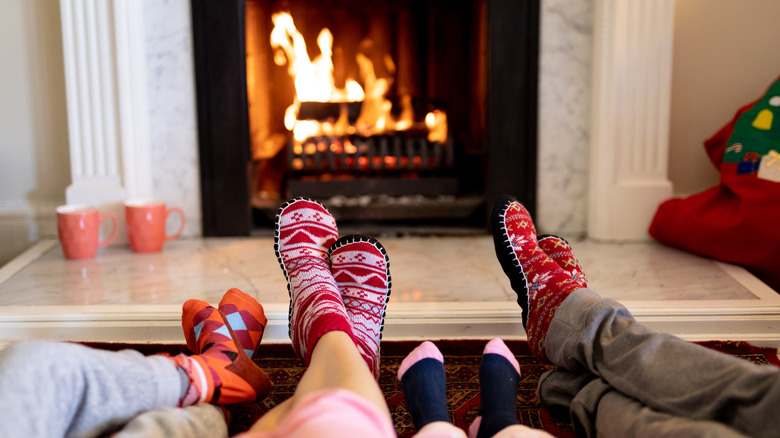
[[1, 237, 779, 347]]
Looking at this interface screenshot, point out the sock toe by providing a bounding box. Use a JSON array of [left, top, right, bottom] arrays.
[[218, 288, 268, 359], [398, 341, 443, 380], [182, 299, 213, 354], [483, 339, 520, 375]]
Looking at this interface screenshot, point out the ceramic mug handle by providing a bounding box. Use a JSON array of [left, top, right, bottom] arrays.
[[164, 207, 186, 242], [97, 212, 118, 247]]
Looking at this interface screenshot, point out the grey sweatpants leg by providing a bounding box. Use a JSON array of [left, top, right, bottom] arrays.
[[113, 404, 228, 438], [538, 368, 749, 438], [0, 340, 182, 438], [543, 288, 780, 438]]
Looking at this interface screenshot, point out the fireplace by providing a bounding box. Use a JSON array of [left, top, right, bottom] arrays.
[[192, 0, 539, 236], [59, 0, 676, 243]]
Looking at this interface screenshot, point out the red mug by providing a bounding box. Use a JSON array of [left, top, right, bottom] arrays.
[[125, 198, 186, 253], [57, 205, 118, 259]]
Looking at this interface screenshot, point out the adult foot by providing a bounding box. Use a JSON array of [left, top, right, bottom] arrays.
[[491, 195, 583, 359], [174, 301, 271, 405]]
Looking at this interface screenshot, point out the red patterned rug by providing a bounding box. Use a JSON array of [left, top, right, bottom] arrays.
[[89, 340, 779, 437]]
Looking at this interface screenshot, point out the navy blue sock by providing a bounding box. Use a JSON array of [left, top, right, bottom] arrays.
[[477, 353, 521, 438], [400, 358, 450, 430]]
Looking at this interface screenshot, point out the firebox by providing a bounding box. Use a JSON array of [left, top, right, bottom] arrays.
[[191, 0, 539, 236]]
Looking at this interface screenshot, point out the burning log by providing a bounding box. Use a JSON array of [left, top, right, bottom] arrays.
[[298, 101, 362, 123]]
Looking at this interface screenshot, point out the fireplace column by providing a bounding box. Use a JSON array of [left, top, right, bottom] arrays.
[[59, 0, 152, 222], [588, 0, 675, 241]]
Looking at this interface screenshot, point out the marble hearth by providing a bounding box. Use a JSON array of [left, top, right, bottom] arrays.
[[1, 237, 778, 348]]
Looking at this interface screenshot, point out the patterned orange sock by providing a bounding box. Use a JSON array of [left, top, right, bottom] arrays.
[[218, 288, 268, 360], [491, 196, 583, 360], [173, 300, 271, 405]]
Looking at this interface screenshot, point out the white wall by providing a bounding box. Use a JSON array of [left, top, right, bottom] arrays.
[[669, 0, 780, 196], [0, 0, 70, 265]]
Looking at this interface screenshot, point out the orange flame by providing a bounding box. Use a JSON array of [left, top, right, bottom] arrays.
[[270, 12, 446, 144]]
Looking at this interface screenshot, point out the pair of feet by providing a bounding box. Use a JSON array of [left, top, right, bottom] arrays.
[[274, 197, 391, 378], [491, 195, 588, 359], [171, 288, 271, 406], [399, 339, 548, 438], [168, 197, 391, 407]]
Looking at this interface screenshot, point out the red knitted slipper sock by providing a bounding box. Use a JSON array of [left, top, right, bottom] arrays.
[[329, 234, 391, 379], [538, 235, 587, 288], [491, 196, 583, 360], [274, 197, 355, 363], [218, 288, 268, 360], [173, 301, 271, 405]]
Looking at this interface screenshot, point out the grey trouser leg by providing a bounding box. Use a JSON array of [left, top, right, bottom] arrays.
[[544, 288, 780, 438], [0, 340, 181, 438], [113, 404, 228, 438], [538, 368, 748, 438]]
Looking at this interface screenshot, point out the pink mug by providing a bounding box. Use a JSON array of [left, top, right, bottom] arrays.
[[57, 205, 118, 259], [125, 198, 186, 253]]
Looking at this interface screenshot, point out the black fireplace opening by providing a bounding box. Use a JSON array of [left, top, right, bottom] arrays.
[[191, 0, 539, 236]]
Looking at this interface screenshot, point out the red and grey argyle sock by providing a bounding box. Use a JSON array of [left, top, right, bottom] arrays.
[[538, 235, 587, 288], [173, 300, 271, 405], [274, 197, 355, 363], [218, 288, 268, 360], [491, 195, 582, 359], [329, 234, 391, 379]]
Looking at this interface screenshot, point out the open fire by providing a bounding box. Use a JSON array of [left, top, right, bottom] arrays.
[[191, 0, 538, 234], [246, 6, 452, 202], [270, 12, 447, 145]]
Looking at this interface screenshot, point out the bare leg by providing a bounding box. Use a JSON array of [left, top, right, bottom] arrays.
[[249, 331, 389, 432]]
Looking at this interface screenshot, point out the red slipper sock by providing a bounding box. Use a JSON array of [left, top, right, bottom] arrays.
[[275, 197, 355, 363], [329, 234, 391, 379], [538, 235, 587, 288], [218, 288, 268, 360], [491, 196, 583, 360], [172, 301, 271, 405]]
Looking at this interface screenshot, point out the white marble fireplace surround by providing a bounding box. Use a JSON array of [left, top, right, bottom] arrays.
[[17, 0, 773, 348], [59, 0, 674, 240]]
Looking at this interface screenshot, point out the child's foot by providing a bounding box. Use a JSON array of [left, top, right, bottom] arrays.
[[537, 235, 587, 287], [398, 341, 451, 430], [329, 234, 391, 379], [173, 300, 271, 405], [218, 288, 268, 360], [274, 197, 354, 363], [468, 339, 521, 438], [182, 289, 268, 361], [491, 195, 582, 359]]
